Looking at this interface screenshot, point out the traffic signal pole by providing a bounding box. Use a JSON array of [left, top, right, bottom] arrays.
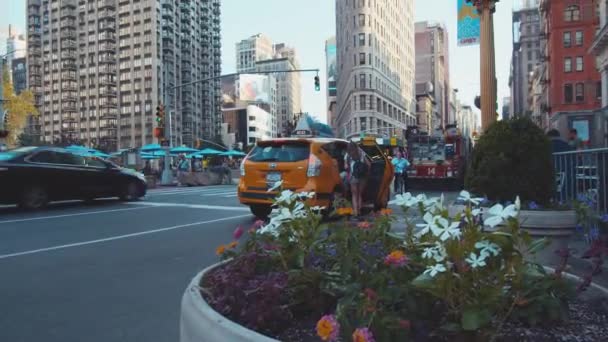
[[159, 68, 320, 186]]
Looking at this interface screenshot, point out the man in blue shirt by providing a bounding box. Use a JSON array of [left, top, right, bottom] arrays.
[[391, 151, 410, 195]]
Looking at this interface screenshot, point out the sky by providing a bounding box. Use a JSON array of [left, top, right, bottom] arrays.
[[3, 0, 515, 124]]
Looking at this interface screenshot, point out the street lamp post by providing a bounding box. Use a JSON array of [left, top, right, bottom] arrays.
[[470, 0, 499, 132]]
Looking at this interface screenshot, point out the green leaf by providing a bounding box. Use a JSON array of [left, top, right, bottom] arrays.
[[411, 272, 434, 288], [461, 308, 492, 331], [528, 238, 550, 254], [491, 231, 513, 237], [386, 232, 406, 240]]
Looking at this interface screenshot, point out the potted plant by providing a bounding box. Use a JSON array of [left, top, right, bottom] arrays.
[[462, 117, 577, 266], [180, 187, 608, 342]]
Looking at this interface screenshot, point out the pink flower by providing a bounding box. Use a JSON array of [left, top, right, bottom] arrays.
[[253, 220, 265, 229], [383, 250, 408, 267], [233, 226, 244, 240], [316, 314, 340, 341], [357, 221, 371, 229], [352, 327, 375, 342]]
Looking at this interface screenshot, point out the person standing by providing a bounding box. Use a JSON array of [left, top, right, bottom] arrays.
[[345, 141, 370, 218], [391, 151, 409, 195], [568, 129, 584, 150]]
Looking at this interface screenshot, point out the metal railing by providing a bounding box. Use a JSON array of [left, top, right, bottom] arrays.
[[553, 148, 608, 214]]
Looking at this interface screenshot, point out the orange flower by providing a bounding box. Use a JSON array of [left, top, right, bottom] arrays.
[[336, 207, 353, 216], [384, 250, 408, 267], [380, 208, 393, 215], [357, 221, 371, 229], [228, 241, 238, 249], [215, 244, 226, 256]]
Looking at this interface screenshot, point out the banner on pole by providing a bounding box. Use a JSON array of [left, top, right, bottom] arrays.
[[457, 0, 481, 46]]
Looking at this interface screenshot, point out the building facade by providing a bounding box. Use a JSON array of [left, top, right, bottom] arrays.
[[6, 25, 27, 76], [222, 104, 273, 148], [235, 33, 274, 73], [509, 0, 542, 118], [26, 0, 222, 151], [591, 0, 608, 148], [415, 21, 451, 128], [326, 36, 337, 127], [334, 0, 416, 139], [540, 0, 601, 146], [11, 57, 27, 95]]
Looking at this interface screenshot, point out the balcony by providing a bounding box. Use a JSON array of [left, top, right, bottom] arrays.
[[99, 76, 115, 86], [61, 62, 77, 71], [60, 29, 77, 39], [99, 42, 116, 52], [98, 0, 116, 10], [101, 100, 118, 108], [28, 0, 41, 8], [99, 32, 116, 42], [99, 55, 117, 64], [62, 102, 78, 113], [100, 87, 117, 97], [62, 82, 77, 91], [61, 50, 77, 59], [100, 110, 118, 120], [99, 22, 115, 32], [99, 65, 117, 74], [29, 47, 42, 56]]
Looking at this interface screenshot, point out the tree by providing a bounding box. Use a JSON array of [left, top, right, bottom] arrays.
[[2, 65, 39, 147], [17, 132, 41, 147]]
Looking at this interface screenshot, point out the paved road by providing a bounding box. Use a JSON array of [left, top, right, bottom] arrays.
[[0, 185, 252, 342], [0, 185, 457, 342]]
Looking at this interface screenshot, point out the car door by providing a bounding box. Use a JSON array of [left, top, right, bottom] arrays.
[[83, 157, 117, 197], [25, 150, 74, 201], [52, 152, 95, 200]]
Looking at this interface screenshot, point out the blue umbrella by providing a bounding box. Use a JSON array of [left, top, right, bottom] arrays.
[[196, 148, 223, 156], [141, 155, 161, 160], [66, 145, 98, 154], [171, 146, 199, 154], [141, 143, 162, 152], [219, 150, 246, 157]]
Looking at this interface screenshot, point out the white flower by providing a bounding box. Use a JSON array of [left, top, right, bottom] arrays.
[[465, 252, 487, 269], [430, 216, 449, 236], [423, 263, 447, 277], [471, 208, 481, 217], [422, 243, 447, 262], [310, 206, 326, 212], [424, 197, 443, 211], [475, 240, 501, 257], [297, 191, 316, 199], [422, 247, 436, 259], [483, 203, 518, 228], [416, 194, 428, 203], [415, 212, 435, 237], [458, 190, 483, 205], [268, 180, 283, 192], [389, 193, 418, 207], [275, 189, 295, 205]]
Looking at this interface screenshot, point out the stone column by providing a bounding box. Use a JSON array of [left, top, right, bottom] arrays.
[[601, 67, 608, 108], [477, 0, 498, 131]]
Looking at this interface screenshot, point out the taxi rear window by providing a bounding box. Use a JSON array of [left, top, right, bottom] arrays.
[[248, 142, 310, 162]]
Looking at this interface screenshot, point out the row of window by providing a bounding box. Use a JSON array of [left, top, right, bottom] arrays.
[[563, 31, 584, 48], [563, 82, 600, 104], [564, 56, 585, 73]]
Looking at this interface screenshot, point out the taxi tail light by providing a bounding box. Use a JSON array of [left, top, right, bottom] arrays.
[[240, 156, 247, 176], [307, 153, 322, 177]]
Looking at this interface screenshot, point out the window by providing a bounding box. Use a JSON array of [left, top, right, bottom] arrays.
[[359, 74, 366, 88], [29, 151, 57, 163], [360, 95, 366, 109], [527, 50, 532, 59], [575, 31, 583, 46], [597, 81, 602, 100], [359, 52, 365, 65], [564, 83, 573, 103], [576, 56, 583, 71], [564, 5, 580, 22], [359, 33, 365, 46], [575, 83, 585, 102], [563, 32, 571, 47], [564, 57, 572, 72], [358, 14, 365, 26]]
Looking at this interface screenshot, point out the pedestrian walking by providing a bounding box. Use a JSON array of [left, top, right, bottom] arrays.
[[391, 150, 410, 195], [345, 141, 370, 218]]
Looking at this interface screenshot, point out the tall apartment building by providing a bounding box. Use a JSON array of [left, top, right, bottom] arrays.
[[334, 0, 416, 139], [235, 34, 274, 73], [509, 0, 542, 117], [326, 36, 337, 127], [540, 0, 601, 146], [26, 0, 221, 151], [414, 21, 450, 129]]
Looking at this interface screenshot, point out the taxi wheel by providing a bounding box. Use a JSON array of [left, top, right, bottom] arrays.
[[250, 205, 272, 220]]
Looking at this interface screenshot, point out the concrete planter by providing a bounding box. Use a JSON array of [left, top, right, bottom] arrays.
[[449, 204, 577, 267], [180, 262, 279, 342]]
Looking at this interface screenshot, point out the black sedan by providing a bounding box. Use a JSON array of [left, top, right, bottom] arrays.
[[0, 146, 147, 209]]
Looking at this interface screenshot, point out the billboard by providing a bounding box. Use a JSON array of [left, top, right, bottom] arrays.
[[457, 0, 480, 46], [221, 74, 237, 106], [238, 74, 270, 103], [326, 40, 337, 97]]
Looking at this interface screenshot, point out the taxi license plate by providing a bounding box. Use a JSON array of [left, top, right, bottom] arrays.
[[266, 172, 282, 184]]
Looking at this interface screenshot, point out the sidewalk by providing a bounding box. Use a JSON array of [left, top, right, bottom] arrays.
[[566, 237, 608, 288]]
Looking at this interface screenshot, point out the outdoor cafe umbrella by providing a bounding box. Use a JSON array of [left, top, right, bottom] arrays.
[[219, 150, 246, 157], [65, 145, 98, 154], [196, 148, 223, 156], [171, 146, 199, 154], [140, 143, 162, 152]]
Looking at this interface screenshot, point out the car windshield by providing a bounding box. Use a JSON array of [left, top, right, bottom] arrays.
[[0, 147, 38, 161], [248, 142, 310, 162]]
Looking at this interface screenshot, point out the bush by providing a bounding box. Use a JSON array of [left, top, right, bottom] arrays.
[[465, 117, 554, 205]]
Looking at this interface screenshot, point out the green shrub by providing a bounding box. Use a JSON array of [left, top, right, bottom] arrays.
[[465, 117, 554, 205]]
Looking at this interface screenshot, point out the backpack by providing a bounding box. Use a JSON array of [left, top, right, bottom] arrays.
[[352, 159, 369, 179]]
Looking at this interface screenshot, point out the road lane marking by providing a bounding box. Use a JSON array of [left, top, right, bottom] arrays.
[[201, 191, 236, 196], [0, 206, 151, 225], [222, 194, 238, 198], [146, 188, 236, 196], [0, 214, 251, 260], [131, 202, 248, 211]]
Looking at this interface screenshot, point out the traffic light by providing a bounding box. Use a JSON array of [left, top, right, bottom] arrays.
[[314, 76, 320, 92], [474, 96, 481, 110], [156, 103, 165, 127]]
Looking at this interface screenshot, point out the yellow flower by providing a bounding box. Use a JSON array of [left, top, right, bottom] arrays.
[[316, 315, 339, 341], [215, 244, 226, 256], [228, 241, 238, 249], [336, 207, 353, 216], [380, 208, 393, 215]]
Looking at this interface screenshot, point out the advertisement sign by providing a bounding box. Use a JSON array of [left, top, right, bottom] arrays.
[[457, 0, 480, 46], [326, 42, 337, 96], [221, 74, 237, 105], [238, 75, 270, 103]]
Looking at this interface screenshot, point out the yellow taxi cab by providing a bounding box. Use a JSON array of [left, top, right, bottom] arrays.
[[238, 135, 394, 219]]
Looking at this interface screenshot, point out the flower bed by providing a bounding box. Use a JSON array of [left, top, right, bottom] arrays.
[[194, 187, 608, 341]]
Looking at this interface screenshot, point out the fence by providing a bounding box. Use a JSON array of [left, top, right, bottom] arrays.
[[553, 148, 608, 214]]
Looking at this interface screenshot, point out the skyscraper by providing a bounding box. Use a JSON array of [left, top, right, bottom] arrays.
[[26, 0, 221, 151], [325, 36, 337, 127], [415, 21, 451, 130], [6, 25, 27, 78], [235, 34, 274, 73], [334, 0, 416, 139]]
